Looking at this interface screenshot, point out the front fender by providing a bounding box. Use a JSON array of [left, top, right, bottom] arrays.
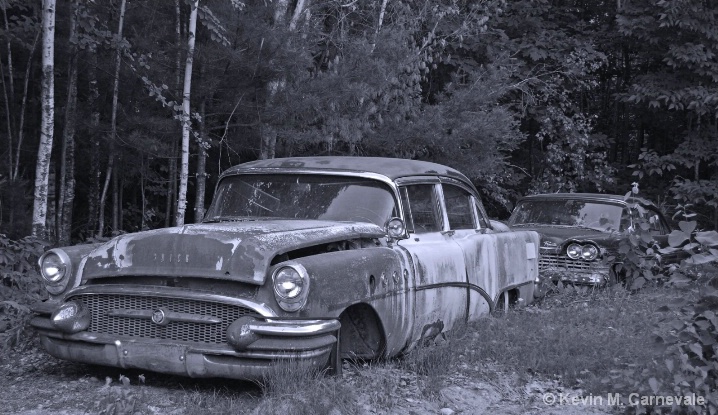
[[285, 247, 414, 358]]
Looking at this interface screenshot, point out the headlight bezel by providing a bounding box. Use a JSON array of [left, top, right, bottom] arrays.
[[272, 263, 310, 312], [39, 249, 73, 295]]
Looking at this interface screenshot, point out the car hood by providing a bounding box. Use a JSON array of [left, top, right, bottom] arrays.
[[81, 220, 385, 285], [511, 225, 622, 248]]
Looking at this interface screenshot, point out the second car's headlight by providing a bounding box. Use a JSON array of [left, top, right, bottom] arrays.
[[272, 263, 309, 312], [566, 243, 582, 259], [581, 244, 599, 260]]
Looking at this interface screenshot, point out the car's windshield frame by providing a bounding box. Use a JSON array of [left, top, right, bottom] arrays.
[[204, 173, 400, 227], [509, 199, 627, 232]]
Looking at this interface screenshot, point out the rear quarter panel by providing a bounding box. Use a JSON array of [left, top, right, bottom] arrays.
[[457, 230, 540, 319]]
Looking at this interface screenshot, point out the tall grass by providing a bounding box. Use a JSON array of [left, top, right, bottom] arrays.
[[456, 285, 691, 393]]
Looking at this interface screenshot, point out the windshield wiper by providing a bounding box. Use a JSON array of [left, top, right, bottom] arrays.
[[203, 216, 258, 223]]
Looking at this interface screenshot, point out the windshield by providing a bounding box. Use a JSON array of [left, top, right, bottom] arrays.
[[508, 199, 626, 232], [204, 174, 397, 227]]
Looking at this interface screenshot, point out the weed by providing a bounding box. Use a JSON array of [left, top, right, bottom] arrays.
[[93, 375, 149, 415], [254, 359, 358, 415]]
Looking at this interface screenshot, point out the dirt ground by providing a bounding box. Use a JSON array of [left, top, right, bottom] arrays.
[[0, 338, 618, 415]]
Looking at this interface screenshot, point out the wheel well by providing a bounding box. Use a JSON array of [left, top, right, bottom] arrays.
[[338, 303, 386, 361], [496, 288, 520, 312]]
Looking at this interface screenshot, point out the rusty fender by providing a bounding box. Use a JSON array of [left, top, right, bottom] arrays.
[[287, 247, 414, 358]]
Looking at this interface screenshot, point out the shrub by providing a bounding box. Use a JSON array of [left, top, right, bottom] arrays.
[[0, 234, 50, 351]]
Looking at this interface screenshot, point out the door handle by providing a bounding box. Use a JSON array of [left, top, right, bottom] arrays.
[[441, 230, 456, 236]]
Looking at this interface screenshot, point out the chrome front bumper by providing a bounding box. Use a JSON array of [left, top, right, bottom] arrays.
[[30, 300, 341, 380]]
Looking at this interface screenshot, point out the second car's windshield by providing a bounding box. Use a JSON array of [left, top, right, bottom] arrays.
[[509, 199, 626, 232], [204, 174, 397, 227]]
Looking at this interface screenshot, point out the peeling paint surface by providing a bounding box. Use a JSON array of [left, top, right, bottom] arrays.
[[82, 220, 385, 284]]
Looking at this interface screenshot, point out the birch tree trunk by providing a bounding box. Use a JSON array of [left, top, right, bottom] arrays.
[[57, 0, 79, 246], [175, 0, 198, 226], [98, 0, 126, 237], [31, 0, 56, 239], [166, 0, 183, 227], [194, 98, 207, 222]]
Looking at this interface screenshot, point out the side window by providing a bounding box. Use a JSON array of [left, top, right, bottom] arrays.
[[400, 184, 441, 233], [442, 184, 476, 230], [646, 209, 669, 235]]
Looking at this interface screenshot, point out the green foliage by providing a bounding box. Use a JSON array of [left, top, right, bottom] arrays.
[[0, 234, 49, 351], [602, 271, 718, 415], [93, 375, 149, 415], [650, 284, 718, 415], [607, 191, 664, 290]]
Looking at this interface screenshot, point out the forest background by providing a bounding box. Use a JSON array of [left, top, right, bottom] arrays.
[[1, 0, 717, 245]]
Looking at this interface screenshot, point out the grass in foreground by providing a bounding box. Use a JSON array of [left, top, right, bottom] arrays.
[[461, 285, 680, 391]]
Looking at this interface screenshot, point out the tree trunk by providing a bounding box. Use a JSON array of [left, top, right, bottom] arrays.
[[166, 0, 182, 228], [1, 5, 15, 179], [57, 0, 79, 246], [13, 29, 40, 181], [98, 0, 126, 237], [31, 0, 56, 239], [175, 0, 199, 226], [194, 99, 207, 222], [86, 46, 100, 235]]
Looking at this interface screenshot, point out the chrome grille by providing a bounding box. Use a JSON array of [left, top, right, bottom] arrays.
[[71, 293, 258, 344], [539, 253, 606, 272]]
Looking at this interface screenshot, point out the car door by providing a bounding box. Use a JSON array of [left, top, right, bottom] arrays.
[[395, 180, 468, 343], [442, 180, 538, 318]]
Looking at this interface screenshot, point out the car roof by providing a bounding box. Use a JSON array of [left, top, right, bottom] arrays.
[[221, 156, 472, 183], [518, 193, 657, 207]]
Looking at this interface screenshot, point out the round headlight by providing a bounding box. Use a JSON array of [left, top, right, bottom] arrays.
[[581, 244, 599, 260], [273, 266, 305, 299], [41, 252, 68, 283], [566, 243, 582, 259]]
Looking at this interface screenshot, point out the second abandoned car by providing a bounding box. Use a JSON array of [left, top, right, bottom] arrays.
[[31, 157, 540, 380], [508, 193, 676, 286]]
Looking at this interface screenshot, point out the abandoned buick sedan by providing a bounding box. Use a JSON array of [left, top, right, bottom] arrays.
[[508, 193, 676, 286], [31, 157, 539, 380]]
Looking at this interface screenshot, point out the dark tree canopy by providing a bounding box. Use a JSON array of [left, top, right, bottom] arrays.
[[0, 0, 716, 241]]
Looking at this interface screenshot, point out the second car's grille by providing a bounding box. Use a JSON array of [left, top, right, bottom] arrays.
[[539, 253, 606, 272], [70, 293, 258, 344]]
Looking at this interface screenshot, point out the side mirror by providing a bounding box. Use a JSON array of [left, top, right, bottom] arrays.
[[385, 217, 408, 241]]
